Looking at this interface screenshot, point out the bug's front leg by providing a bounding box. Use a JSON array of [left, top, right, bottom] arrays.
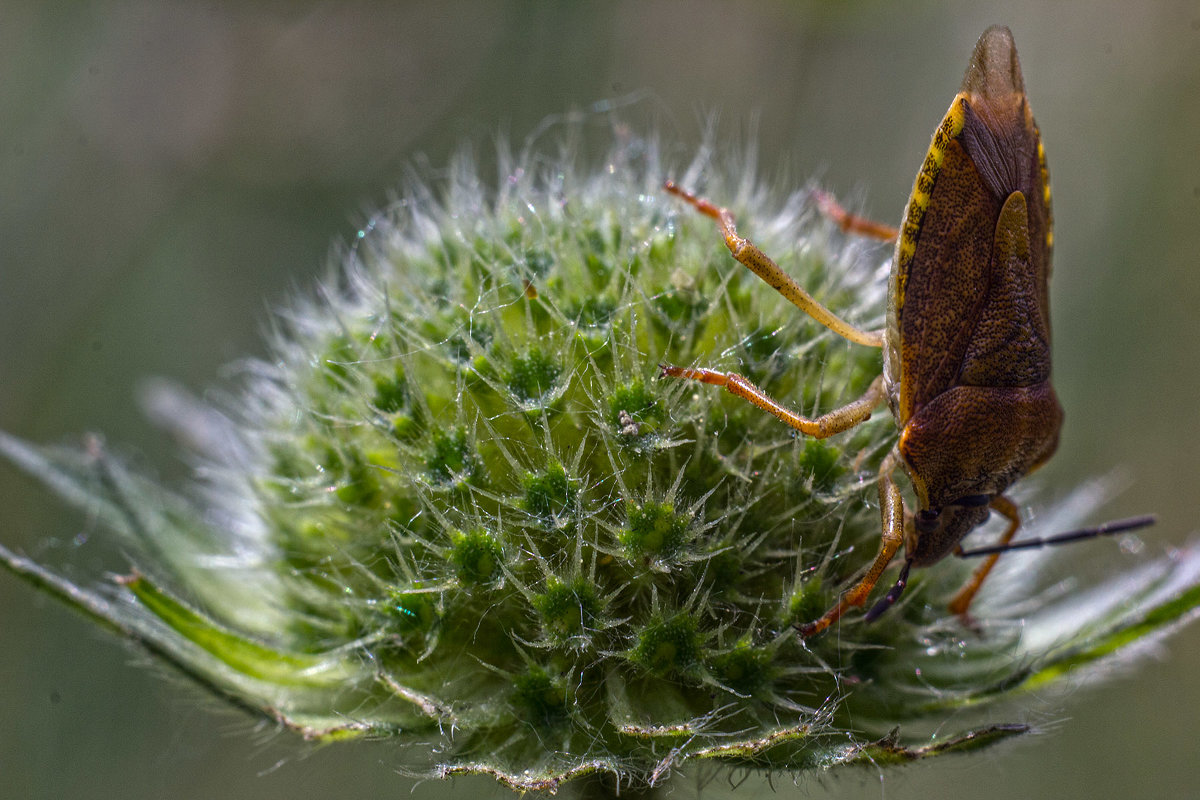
[[948, 495, 1020, 617], [659, 368, 885, 439], [798, 448, 906, 639], [664, 181, 884, 348]]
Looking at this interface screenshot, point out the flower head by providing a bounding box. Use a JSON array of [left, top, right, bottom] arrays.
[[3, 128, 1198, 796]]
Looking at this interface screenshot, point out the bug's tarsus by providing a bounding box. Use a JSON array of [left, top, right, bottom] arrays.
[[811, 188, 900, 243], [864, 559, 913, 623], [957, 515, 1156, 558], [663, 180, 723, 221]]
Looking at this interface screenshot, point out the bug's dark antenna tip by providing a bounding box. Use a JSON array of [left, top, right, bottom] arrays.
[[958, 514, 1157, 558]]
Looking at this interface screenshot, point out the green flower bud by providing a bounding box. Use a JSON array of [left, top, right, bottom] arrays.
[[2, 131, 1198, 798]]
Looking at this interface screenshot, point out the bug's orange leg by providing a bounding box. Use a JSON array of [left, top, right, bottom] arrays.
[[664, 181, 884, 348], [948, 495, 1020, 617], [660, 367, 885, 439], [798, 448, 906, 638], [810, 188, 900, 242]]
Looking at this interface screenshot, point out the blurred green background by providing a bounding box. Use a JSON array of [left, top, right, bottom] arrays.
[[2, 2, 1197, 798]]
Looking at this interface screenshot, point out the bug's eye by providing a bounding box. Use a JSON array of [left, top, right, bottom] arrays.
[[953, 494, 991, 508], [916, 508, 941, 533]]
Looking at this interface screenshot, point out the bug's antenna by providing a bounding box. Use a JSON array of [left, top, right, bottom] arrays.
[[958, 515, 1156, 558], [864, 559, 913, 623]]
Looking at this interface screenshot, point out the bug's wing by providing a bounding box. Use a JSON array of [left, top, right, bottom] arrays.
[[959, 25, 1052, 315], [956, 189, 1049, 387], [895, 25, 1052, 422], [894, 122, 1001, 420]]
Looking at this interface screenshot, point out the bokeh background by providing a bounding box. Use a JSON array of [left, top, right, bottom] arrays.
[[2, 2, 1197, 798]]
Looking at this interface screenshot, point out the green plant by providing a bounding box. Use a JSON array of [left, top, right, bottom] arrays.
[[3, 131, 1197, 797]]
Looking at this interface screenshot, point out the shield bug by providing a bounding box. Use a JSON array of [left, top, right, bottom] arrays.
[[662, 25, 1152, 638]]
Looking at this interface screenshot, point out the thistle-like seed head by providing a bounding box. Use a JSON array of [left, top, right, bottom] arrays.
[[2, 129, 1198, 796]]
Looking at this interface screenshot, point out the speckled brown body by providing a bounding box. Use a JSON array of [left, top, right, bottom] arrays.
[[883, 25, 1060, 567]]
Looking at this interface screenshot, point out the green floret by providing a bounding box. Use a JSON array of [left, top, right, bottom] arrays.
[[424, 427, 479, 487], [620, 501, 692, 560], [521, 462, 576, 521], [533, 576, 600, 640], [631, 613, 704, 680], [449, 528, 503, 586], [505, 347, 563, 406], [511, 665, 569, 728]]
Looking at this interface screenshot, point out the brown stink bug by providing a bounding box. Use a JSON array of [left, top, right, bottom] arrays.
[[662, 25, 1152, 638]]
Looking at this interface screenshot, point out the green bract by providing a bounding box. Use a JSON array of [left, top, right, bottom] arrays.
[[2, 132, 1198, 796]]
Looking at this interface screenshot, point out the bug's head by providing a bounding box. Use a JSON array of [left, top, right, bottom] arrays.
[[908, 495, 992, 567], [864, 496, 992, 624]]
